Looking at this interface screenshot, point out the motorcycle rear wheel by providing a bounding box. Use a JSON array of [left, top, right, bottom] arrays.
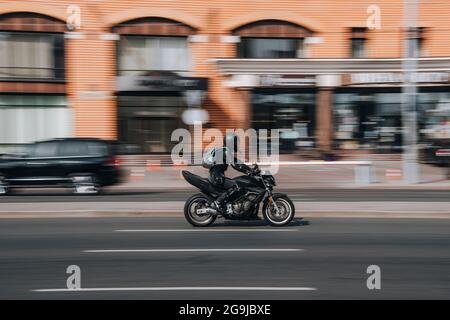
[[184, 193, 216, 227]]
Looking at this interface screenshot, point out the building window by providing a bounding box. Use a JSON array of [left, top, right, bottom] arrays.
[[118, 36, 191, 75], [0, 32, 64, 80], [350, 28, 367, 58], [408, 27, 425, 57], [351, 38, 366, 58], [118, 95, 187, 153], [251, 90, 316, 153], [233, 19, 311, 59], [334, 92, 403, 152], [237, 38, 304, 58], [0, 95, 71, 150]]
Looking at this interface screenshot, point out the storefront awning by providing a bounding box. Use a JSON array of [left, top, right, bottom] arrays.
[[116, 71, 208, 92], [214, 57, 450, 75]]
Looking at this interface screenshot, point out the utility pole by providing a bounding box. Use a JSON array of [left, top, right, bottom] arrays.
[[402, 0, 420, 183]]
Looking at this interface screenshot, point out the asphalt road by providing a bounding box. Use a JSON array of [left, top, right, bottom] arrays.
[[0, 217, 449, 299], [1, 188, 450, 202]]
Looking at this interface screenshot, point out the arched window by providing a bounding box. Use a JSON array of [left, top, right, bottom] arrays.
[[0, 12, 65, 79], [112, 17, 196, 36], [233, 20, 312, 59], [114, 18, 196, 76]]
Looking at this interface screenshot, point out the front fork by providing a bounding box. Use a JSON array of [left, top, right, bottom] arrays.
[[265, 189, 281, 215]]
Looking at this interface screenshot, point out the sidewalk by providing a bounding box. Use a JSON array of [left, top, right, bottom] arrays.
[[1, 201, 449, 219], [116, 159, 450, 190]]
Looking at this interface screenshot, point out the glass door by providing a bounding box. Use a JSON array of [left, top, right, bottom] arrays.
[[124, 117, 181, 153]]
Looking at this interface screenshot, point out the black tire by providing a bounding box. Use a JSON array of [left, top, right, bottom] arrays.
[[262, 195, 295, 227], [0, 174, 9, 196], [184, 193, 216, 227], [71, 174, 100, 195]]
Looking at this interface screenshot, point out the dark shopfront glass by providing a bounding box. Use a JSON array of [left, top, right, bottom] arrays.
[[417, 91, 450, 140], [118, 94, 187, 154], [237, 38, 303, 59], [334, 92, 403, 153], [251, 90, 315, 153], [334, 89, 450, 153]]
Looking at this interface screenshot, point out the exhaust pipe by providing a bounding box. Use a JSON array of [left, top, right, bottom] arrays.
[[196, 207, 218, 216]]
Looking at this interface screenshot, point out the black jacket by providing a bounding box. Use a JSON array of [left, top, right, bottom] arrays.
[[208, 151, 251, 187]]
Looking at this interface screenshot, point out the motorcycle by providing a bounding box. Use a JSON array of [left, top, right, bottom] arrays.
[[181, 164, 295, 227]]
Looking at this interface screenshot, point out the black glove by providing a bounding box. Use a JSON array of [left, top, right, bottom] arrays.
[[250, 165, 261, 175]]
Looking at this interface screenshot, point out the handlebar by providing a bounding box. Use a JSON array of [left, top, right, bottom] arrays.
[[248, 163, 261, 176]]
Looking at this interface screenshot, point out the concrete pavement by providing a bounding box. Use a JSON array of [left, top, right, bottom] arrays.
[[2, 189, 450, 202], [0, 201, 449, 219], [115, 159, 450, 189], [1, 189, 449, 219]]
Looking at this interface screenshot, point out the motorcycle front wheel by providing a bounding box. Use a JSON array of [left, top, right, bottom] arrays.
[[184, 193, 216, 227], [262, 195, 295, 227]]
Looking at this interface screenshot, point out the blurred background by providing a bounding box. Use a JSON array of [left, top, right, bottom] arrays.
[[0, 0, 449, 187]]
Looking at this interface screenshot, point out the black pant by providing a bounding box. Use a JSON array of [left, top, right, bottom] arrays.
[[209, 171, 244, 205]]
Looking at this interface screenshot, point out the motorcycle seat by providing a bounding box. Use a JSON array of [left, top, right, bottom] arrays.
[[182, 170, 223, 195]]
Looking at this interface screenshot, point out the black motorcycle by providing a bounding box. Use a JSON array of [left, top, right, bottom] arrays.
[[181, 164, 295, 227]]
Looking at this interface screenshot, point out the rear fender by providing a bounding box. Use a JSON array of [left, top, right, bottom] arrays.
[[200, 192, 215, 203]]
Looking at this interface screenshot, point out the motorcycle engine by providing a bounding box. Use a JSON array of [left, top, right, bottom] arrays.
[[232, 193, 258, 215]]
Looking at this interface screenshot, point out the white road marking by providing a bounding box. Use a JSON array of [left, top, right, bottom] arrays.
[[84, 248, 303, 253], [115, 229, 300, 232], [33, 286, 316, 292]]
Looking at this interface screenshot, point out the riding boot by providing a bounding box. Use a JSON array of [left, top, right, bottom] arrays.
[[214, 185, 244, 214], [211, 200, 226, 214]]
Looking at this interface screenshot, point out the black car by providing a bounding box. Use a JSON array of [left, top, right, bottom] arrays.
[[0, 138, 124, 195], [421, 139, 450, 165]]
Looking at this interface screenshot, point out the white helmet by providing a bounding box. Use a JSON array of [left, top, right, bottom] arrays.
[[223, 133, 240, 153]]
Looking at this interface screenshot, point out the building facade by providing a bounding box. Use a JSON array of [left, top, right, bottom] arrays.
[[0, 0, 449, 154]]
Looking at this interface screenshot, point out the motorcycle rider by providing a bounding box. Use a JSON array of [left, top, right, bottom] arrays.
[[204, 133, 258, 214]]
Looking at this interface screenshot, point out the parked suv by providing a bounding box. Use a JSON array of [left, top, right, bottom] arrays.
[[0, 138, 124, 195]]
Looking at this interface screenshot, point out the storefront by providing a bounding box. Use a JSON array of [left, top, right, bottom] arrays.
[[417, 89, 450, 141], [334, 89, 404, 153], [112, 17, 209, 153], [335, 72, 450, 153], [251, 86, 316, 153], [116, 71, 208, 153]]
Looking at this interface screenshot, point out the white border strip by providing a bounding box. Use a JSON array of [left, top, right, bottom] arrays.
[[249, 161, 372, 166], [33, 286, 316, 292], [115, 229, 299, 232], [84, 248, 303, 253]]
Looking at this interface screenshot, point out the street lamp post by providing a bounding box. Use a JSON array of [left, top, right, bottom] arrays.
[[402, 0, 420, 183]]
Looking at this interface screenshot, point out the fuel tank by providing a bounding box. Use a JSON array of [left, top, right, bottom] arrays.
[[233, 175, 264, 190]]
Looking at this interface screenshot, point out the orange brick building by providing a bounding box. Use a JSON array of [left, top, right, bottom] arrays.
[[1, 0, 450, 154]]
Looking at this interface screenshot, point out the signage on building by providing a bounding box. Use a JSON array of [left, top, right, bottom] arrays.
[[259, 75, 316, 87], [346, 72, 450, 85], [116, 71, 208, 92]]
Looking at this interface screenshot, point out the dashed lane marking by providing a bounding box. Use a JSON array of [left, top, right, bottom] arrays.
[[84, 248, 303, 253], [114, 229, 300, 232]]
